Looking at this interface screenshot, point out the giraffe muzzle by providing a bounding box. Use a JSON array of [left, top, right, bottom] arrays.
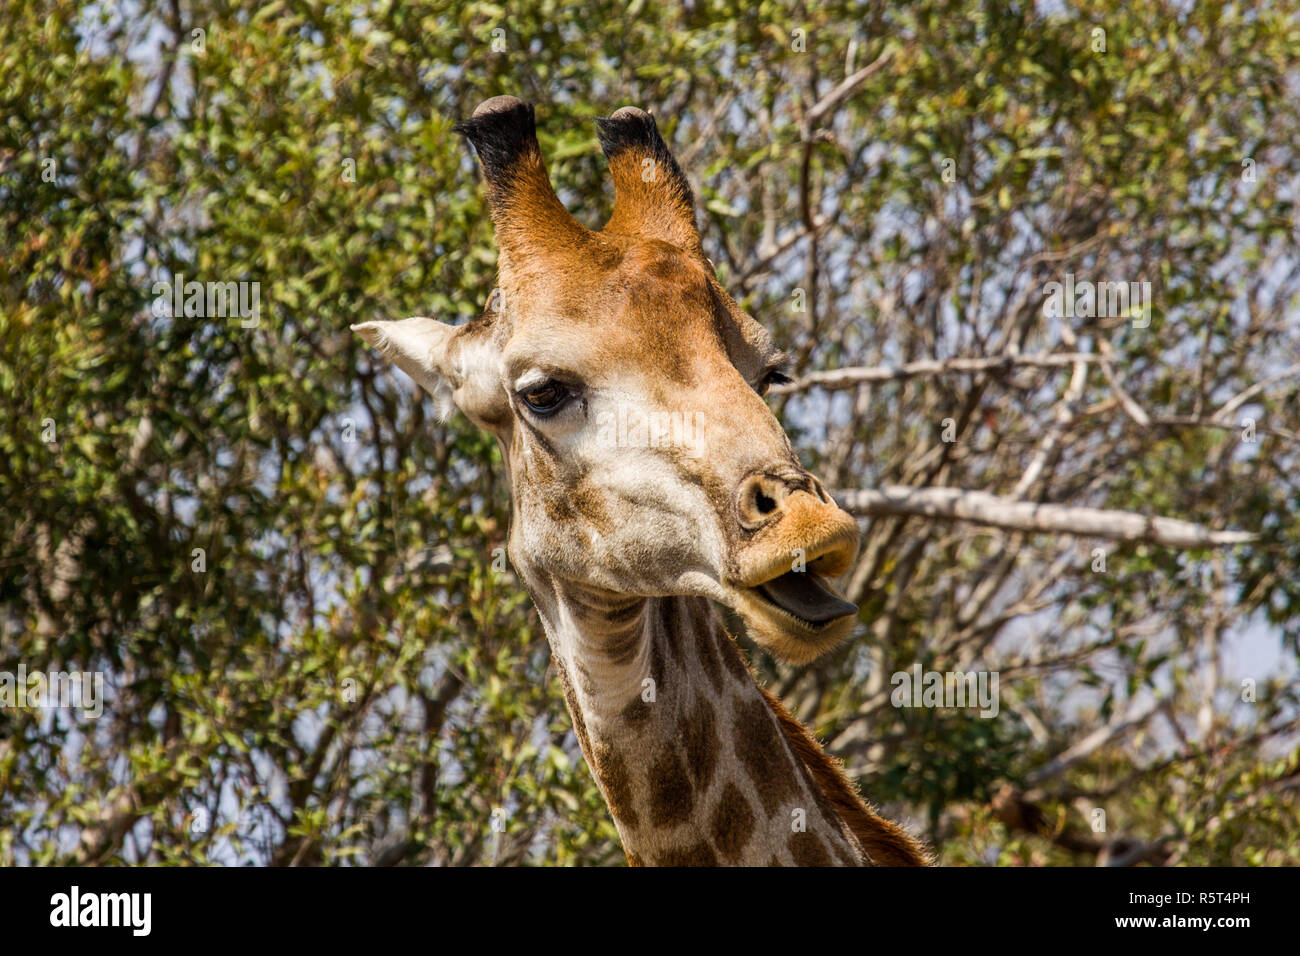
[[724, 486, 862, 663]]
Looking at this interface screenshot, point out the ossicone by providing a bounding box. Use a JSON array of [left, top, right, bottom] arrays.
[[452, 95, 590, 281], [595, 106, 702, 256]]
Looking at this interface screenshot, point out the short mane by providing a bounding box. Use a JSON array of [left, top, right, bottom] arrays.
[[758, 686, 932, 866]]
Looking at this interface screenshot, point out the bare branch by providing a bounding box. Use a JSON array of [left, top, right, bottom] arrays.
[[1025, 700, 1164, 789], [1096, 340, 1151, 426], [833, 486, 1257, 548], [805, 47, 894, 126], [774, 353, 1102, 393], [1213, 361, 1300, 422], [1012, 337, 1090, 498]]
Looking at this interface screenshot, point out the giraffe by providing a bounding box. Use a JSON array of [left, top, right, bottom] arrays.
[[353, 96, 930, 866]]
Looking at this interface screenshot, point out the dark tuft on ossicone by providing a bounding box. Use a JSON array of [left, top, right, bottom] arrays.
[[597, 107, 666, 159], [453, 96, 538, 181], [595, 106, 695, 209]]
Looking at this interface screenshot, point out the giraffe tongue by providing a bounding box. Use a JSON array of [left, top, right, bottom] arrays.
[[758, 572, 857, 625]]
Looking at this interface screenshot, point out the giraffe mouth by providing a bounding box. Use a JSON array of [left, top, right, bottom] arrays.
[[751, 571, 858, 628]]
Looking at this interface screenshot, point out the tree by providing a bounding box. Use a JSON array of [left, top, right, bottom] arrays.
[[1, 0, 1297, 865]]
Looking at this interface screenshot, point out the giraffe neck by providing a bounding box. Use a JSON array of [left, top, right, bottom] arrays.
[[526, 576, 870, 866]]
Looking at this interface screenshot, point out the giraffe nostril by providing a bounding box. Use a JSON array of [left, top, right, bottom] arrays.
[[737, 472, 793, 530]]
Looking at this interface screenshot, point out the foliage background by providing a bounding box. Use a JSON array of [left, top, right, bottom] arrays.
[[1, 0, 1298, 865]]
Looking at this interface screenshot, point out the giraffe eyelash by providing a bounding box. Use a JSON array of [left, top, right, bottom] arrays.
[[757, 367, 793, 395]]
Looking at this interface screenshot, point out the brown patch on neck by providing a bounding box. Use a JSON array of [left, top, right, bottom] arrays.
[[557, 665, 593, 765], [621, 696, 652, 725], [647, 744, 694, 828], [731, 697, 802, 816], [682, 694, 719, 790], [758, 686, 932, 866], [653, 842, 718, 867], [592, 740, 640, 829], [788, 830, 833, 866], [711, 782, 756, 862]]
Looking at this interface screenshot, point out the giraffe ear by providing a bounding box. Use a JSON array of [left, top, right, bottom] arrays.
[[352, 317, 505, 427]]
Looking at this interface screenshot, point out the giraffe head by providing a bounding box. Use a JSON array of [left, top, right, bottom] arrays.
[[354, 96, 860, 663]]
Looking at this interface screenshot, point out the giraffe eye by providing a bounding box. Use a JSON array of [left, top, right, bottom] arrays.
[[518, 380, 572, 416]]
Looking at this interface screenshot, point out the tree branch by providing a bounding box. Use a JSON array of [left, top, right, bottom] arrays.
[[774, 352, 1102, 393], [805, 47, 894, 126], [833, 486, 1257, 548]]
